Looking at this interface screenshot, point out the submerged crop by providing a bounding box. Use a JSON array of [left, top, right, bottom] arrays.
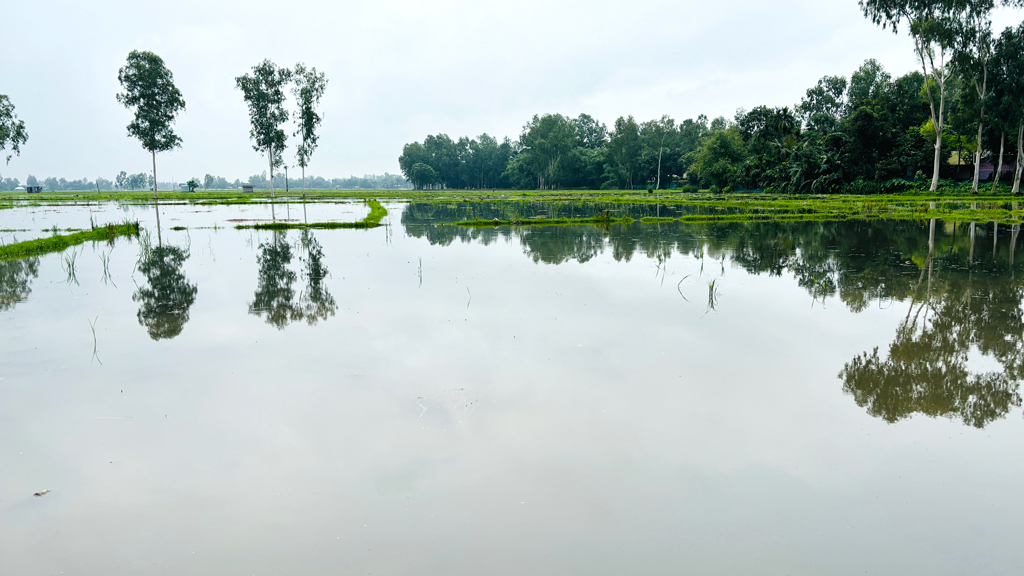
[[0, 221, 141, 260]]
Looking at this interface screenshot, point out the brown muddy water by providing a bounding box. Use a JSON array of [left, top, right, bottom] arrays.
[[2, 201, 1024, 575]]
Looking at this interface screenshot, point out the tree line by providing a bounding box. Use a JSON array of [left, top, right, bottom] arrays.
[[0, 171, 409, 192], [400, 1, 1024, 194]]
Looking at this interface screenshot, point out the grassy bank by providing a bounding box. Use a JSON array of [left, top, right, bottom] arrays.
[[234, 200, 387, 230], [0, 221, 141, 260]]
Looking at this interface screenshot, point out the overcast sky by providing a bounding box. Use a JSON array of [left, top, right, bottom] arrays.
[[3, 0, 1022, 183]]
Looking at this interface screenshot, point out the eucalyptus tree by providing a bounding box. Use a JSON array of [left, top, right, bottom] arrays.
[[952, 1, 996, 193], [236, 60, 292, 198], [859, 0, 968, 191], [291, 63, 327, 198], [607, 116, 642, 190], [116, 50, 186, 202], [991, 22, 1024, 193], [640, 116, 675, 189], [516, 114, 576, 189], [0, 94, 28, 165]]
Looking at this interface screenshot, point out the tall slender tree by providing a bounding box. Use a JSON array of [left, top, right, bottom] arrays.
[[291, 63, 327, 199], [0, 94, 28, 165], [952, 1, 995, 193], [236, 60, 292, 199], [116, 50, 186, 203], [991, 22, 1024, 193], [860, 0, 968, 191]]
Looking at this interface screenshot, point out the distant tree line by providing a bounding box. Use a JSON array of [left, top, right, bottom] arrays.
[[0, 171, 408, 191], [401, 4, 1024, 194]]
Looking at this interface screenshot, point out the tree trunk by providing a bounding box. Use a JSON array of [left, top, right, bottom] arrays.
[[302, 165, 306, 199], [973, 121, 983, 194], [994, 222, 999, 259], [151, 150, 158, 202], [970, 220, 976, 265], [971, 61, 988, 194], [152, 150, 162, 246], [915, 35, 946, 193], [1014, 120, 1024, 195], [268, 145, 275, 199], [931, 126, 943, 192], [656, 146, 663, 190], [928, 216, 935, 294], [993, 132, 1005, 194], [1012, 223, 1019, 268]]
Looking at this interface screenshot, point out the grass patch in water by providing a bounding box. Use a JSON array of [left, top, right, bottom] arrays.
[[235, 200, 387, 230], [0, 221, 141, 260]]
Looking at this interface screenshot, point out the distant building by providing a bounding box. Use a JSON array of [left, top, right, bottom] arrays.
[[979, 163, 1015, 182], [25, 186, 42, 193], [242, 185, 255, 193]]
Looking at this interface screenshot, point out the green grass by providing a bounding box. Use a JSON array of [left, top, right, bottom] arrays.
[[235, 200, 388, 230], [5, 186, 1024, 226], [0, 221, 141, 260]]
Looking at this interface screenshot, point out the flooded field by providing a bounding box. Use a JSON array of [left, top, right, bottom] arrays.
[[3, 200, 1024, 575]]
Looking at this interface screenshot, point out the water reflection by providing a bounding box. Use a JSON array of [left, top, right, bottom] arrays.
[[841, 223, 1024, 428], [297, 230, 336, 325], [249, 231, 300, 329], [0, 257, 39, 311], [133, 245, 198, 340], [249, 230, 336, 328], [403, 203, 1024, 428]]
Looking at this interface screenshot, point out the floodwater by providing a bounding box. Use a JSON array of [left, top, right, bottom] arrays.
[[2, 200, 1024, 575]]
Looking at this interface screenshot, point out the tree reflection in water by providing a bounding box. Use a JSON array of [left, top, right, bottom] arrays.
[[0, 257, 40, 311], [133, 245, 198, 340], [249, 230, 336, 328], [297, 230, 336, 325], [841, 222, 1024, 429], [403, 203, 1024, 428], [249, 231, 300, 329]]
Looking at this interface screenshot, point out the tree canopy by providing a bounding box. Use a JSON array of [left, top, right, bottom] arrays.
[[116, 51, 186, 155], [236, 60, 292, 196], [0, 94, 28, 165]]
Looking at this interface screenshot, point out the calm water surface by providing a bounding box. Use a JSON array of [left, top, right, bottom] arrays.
[[2, 201, 1023, 575]]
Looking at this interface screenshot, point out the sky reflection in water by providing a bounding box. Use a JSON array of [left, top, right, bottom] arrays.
[[1, 201, 1023, 575]]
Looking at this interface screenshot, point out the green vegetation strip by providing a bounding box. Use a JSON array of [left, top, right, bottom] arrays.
[[235, 200, 387, 230], [0, 222, 141, 260]]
